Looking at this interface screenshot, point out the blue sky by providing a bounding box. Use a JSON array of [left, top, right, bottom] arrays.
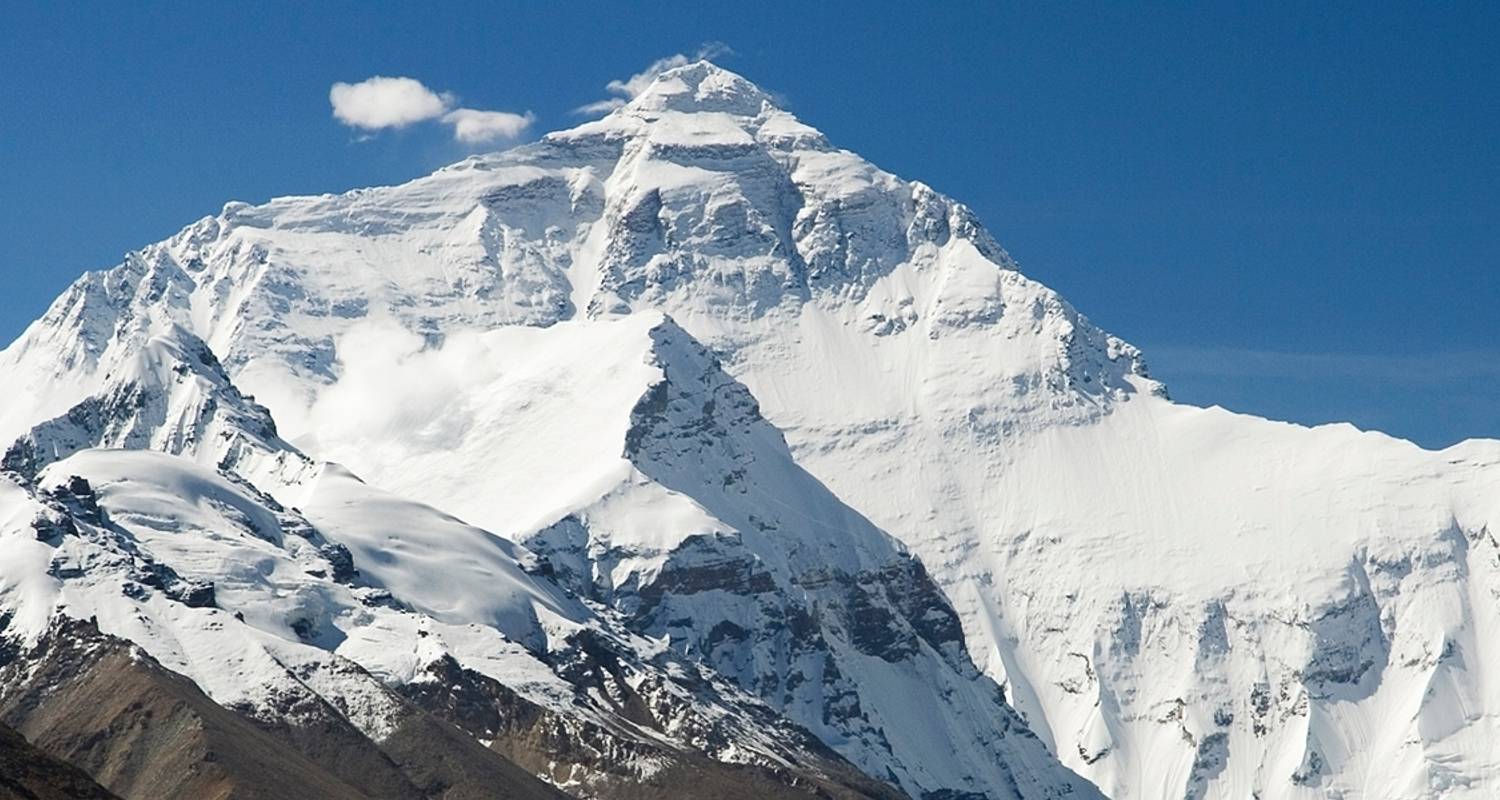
[[2, 3, 1496, 447]]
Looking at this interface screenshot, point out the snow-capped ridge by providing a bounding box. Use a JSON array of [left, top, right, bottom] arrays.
[[626, 60, 775, 118], [622, 315, 909, 578], [3, 321, 297, 486], [295, 460, 590, 649]]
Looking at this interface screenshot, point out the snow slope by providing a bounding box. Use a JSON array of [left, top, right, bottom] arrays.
[[3, 59, 1498, 798], [282, 310, 1093, 797], [0, 328, 931, 798], [0, 444, 909, 796]]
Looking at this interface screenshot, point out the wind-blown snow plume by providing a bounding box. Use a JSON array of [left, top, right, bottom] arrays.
[[575, 43, 734, 114]]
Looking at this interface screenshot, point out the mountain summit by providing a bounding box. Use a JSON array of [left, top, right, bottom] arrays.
[[625, 60, 775, 116], [3, 62, 1499, 799]]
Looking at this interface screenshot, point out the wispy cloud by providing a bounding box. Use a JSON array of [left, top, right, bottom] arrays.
[[574, 43, 733, 116], [1142, 344, 1500, 448], [329, 76, 533, 145], [1145, 344, 1500, 385]]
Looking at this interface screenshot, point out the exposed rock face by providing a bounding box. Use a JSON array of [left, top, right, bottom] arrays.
[[0, 611, 892, 800], [401, 653, 903, 800]]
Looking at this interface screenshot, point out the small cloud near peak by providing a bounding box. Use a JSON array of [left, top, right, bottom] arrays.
[[442, 108, 537, 144], [330, 76, 449, 130], [330, 76, 533, 145]]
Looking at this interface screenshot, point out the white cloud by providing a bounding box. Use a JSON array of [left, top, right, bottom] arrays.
[[329, 76, 450, 130], [330, 75, 534, 145], [244, 317, 499, 448], [442, 108, 536, 143], [575, 43, 732, 116]]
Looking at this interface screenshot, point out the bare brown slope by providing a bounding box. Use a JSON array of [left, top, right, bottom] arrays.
[[0, 619, 372, 800], [0, 618, 566, 800], [0, 721, 118, 800]]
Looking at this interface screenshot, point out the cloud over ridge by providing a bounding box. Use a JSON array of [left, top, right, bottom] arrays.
[[442, 108, 536, 143]]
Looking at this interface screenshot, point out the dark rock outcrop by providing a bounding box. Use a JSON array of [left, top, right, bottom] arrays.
[[0, 720, 118, 800]]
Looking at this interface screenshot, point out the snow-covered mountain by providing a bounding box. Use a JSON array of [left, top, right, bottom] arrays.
[[0, 324, 918, 799], [2, 60, 1497, 799]]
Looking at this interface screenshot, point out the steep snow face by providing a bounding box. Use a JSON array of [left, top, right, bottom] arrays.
[[838, 398, 1500, 799], [4, 59, 1499, 798], [283, 315, 664, 540]]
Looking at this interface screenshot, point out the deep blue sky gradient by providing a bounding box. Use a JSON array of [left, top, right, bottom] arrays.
[[2, 3, 1496, 446]]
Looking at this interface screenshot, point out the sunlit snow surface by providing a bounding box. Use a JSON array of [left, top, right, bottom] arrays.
[[3, 61, 1500, 798]]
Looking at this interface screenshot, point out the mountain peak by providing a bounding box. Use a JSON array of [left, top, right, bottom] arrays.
[[1, 319, 295, 486], [626, 60, 774, 117]]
